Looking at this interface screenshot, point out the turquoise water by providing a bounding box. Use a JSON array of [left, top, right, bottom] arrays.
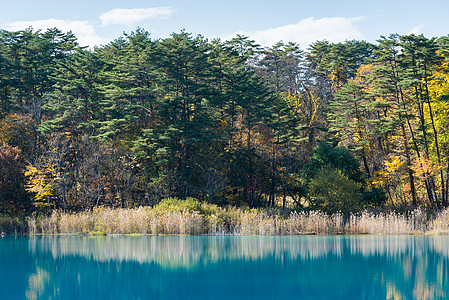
[[1, 236, 448, 299]]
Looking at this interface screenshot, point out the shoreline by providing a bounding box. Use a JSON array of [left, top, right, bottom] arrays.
[[2, 199, 449, 236]]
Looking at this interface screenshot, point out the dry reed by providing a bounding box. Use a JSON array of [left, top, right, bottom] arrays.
[[23, 200, 449, 236]]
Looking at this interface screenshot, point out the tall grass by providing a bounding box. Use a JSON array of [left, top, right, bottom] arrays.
[[23, 198, 449, 236]]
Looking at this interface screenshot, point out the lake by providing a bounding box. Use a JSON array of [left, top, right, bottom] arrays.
[[1, 235, 448, 299]]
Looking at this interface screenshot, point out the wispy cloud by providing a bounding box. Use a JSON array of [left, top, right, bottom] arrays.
[[227, 17, 366, 47], [5, 19, 109, 47], [408, 24, 426, 35], [100, 7, 173, 26]]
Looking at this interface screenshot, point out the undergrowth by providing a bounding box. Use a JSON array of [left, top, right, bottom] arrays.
[[20, 198, 449, 236]]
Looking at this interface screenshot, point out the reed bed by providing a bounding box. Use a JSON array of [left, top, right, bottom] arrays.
[[22, 198, 449, 236], [428, 208, 449, 234]]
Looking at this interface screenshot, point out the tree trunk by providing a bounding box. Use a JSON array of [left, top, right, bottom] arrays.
[[401, 124, 417, 206], [282, 179, 287, 208], [269, 140, 276, 207], [361, 148, 371, 177], [424, 79, 446, 205], [445, 162, 449, 207]]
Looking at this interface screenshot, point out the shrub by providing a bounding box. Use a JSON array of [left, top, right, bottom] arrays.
[[308, 167, 362, 213], [302, 141, 365, 184], [152, 197, 204, 214]]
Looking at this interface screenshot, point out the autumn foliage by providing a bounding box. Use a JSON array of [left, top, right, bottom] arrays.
[[0, 144, 30, 213], [0, 28, 449, 218]]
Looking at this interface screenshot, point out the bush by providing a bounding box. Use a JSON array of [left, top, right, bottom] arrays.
[[308, 167, 362, 213], [152, 197, 220, 215], [362, 187, 387, 207], [302, 141, 365, 184]]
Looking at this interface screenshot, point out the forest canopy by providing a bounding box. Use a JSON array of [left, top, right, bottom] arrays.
[[1, 27, 449, 214]]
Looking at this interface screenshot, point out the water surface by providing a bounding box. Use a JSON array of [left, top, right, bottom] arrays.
[[1, 235, 448, 299]]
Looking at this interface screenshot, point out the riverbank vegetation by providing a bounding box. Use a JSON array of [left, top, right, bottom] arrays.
[[21, 198, 449, 235], [1, 27, 449, 234]]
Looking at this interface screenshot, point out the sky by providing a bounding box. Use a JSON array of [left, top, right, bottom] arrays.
[[1, 0, 448, 48]]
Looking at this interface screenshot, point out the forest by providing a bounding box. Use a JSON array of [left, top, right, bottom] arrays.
[[1, 27, 449, 219]]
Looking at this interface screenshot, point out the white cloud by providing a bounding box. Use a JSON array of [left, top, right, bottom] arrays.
[[100, 7, 173, 26], [5, 19, 109, 47], [408, 24, 426, 35], [227, 17, 366, 47]]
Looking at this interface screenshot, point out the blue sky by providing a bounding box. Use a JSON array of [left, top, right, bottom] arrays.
[[1, 0, 448, 48]]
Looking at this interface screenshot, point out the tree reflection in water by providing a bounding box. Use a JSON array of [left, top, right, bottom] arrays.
[[1, 236, 447, 299]]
